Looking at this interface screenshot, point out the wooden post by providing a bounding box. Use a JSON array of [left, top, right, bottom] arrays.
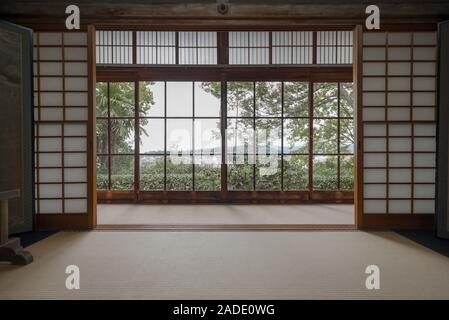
[[0, 190, 33, 265]]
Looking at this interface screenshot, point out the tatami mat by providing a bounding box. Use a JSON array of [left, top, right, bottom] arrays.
[[0, 230, 448, 299]]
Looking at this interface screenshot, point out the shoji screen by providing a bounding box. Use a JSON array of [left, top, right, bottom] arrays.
[[362, 31, 437, 218], [33, 32, 88, 218]]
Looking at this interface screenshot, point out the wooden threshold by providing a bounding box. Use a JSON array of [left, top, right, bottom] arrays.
[[95, 224, 356, 231]]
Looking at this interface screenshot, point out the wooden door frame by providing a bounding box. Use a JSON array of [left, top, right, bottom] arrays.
[[86, 23, 362, 230]]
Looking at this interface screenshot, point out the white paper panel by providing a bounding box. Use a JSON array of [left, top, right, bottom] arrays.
[[65, 62, 87, 75], [64, 124, 87, 136], [364, 123, 386, 136], [413, 62, 436, 76], [389, 153, 411, 167], [363, 47, 385, 60], [39, 33, 62, 45], [38, 153, 62, 167], [363, 63, 385, 76], [364, 200, 387, 213], [389, 169, 412, 183], [414, 153, 435, 167], [64, 33, 87, 45], [412, 107, 435, 121], [65, 108, 88, 121], [39, 138, 62, 152], [64, 168, 87, 182], [413, 200, 435, 213], [38, 124, 62, 136], [414, 185, 435, 198], [388, 92, 410, 106], [363, 108, 385, 121], [40, 92, 63, 106], [389, 138, 411, 152], [364, 153, 387, 167], [413, 47, 436, 61], [387, 108, 410, 121], [388, 62, 411, 75], [388, 33, 411, 45], [65, 184, 87, 197], [365, 169, 387, 183], [65, 92, 88, 106], [389, 123, 411, 136], [39, 184, 63, 198], [364, 184, 387, 198], [40, 108, 63, 121], [388, 47, 411, 60], [65, 77, 88, 91], [389, 184, 411, 198], [39, 168, 62, 183], [413, 32, 436, 45], [39, 199, 63, 214], [413, 77, 435, 90], [414, 123, 436, 136], [64, 47, 87, 60], [364, 138, 386, 152], [39, 62, 63, 75], [363, 92, 384, 106], [64, 137, 87, 152], [414, 138, 436, 152], [363, 78, 385, 91], [413, 92, 435, 106], [64, 153, 87, 167], [65, 199, 87, 213], [389, 200, 411, 213], [363, 33, 386, 45], [39, 47, 62, 60], [388, 77, 410, 91], [40, 77, 63, 91], [414, 169, 435, 183]]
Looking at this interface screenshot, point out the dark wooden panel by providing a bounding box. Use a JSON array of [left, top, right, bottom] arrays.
[[1, 1, 449, 24], [362, 214, 434, 229]]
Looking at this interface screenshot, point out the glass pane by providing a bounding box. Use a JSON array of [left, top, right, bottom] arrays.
[[195, 82, 220, 117], [109, 82, 135, 117], [167, 119, 192, 155], [284, 82, 309, 117], [256, 155, 281, 190], [109, 119, 135, 154], [255, 82, 282, 117], [313, 119, 338, 154], [340, 119, 354, 153], [340, 82, 354, 117], [227, 82, 254, 117], [226, 119, 255, 155], [96, 82, 108, 117], [256, 119, 281, 155], [194, 119, 221, 155], [313, 155, 338, 190], [111, 155, 134, 190], [140, 81, 165, 117], [340, 155, 354, 190], [313, 83, 338, 117], [140, 155, 164, 190], [140, 119, 164, 154], [96, 119, 108, 154], [167, 82, 193, 117], [96, 155, 109, 189], [283, 155, 308, 190], [166, 156, 192, 191], [227, 163, 253, 191], [283, 119, 308, 154], [194, 155, 221, 191]]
